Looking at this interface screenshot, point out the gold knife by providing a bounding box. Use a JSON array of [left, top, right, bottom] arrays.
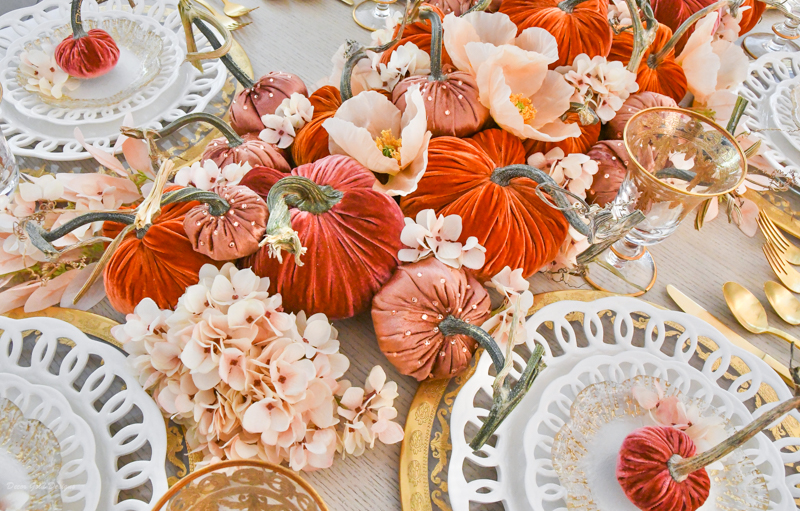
[[666, 284, 795, 388]]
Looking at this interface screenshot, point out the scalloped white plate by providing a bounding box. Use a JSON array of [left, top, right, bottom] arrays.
[[0, 316, 168, 511], [771, 76, 800, 153], [448, 297, 800, 511]]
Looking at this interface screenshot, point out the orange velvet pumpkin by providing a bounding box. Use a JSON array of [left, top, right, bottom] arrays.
[[379, 6, 453, 69], [608, 22, 688, 103], [739, 0, 766, 35], [499, 0, 612, 68], [400, 129, 569, 280], [103, 193, 217, 314], [240, 155, 405, 320], [291, 86, 342, 166], [523, 112, 600, 157]]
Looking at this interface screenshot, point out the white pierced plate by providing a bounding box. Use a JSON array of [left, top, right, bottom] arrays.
[[0, 0, 228, 162], [770, 76, 800, 153], [0, 10, 183, 125], [0, 372, 101, 511], [448, 297, 800, 511], [0, 315, 169, 511], [738, 51, 800, 185]]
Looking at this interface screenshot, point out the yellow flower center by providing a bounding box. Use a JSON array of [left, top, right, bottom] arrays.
[[510, 93, 537, 123], [375, 130, 402, 163]]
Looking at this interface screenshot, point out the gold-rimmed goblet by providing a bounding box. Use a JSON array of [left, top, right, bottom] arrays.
[[584, 107, 747, 296], [353, 0, 405, 31], [742, 0, 800, 59]]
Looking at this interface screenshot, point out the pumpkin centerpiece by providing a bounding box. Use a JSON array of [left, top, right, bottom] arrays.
[[240, 155, 405, 320], [55, 0, 120, 79], [617, 390, 800, 511], [392, 7, 489, 138], [399, 128, 571, 280], [498, 0, 612, 68], [121, 112, 290, 171]]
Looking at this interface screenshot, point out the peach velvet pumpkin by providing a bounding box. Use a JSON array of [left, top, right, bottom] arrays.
[[524, 111, 600, 157], [291, 86, 342, 166], [400, 129, 569, 280], [230, 71, 308, 136], [380, 6, 454, 69], [240, 155, 405, 320], [372, 257, 491, 380], [608, 22, 688, 102], [102, 190, 217, 314], [499, 0, 612, 68], [585, 140, 629, 207], [55, 0, 119, 78], [601, 91, 678, 140], [392, 8, 489, 138], [203, 133, 290, 170]]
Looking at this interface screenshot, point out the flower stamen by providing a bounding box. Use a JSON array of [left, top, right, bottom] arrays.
[[375, 130, 402, 163], [510, 93, 537, 123]]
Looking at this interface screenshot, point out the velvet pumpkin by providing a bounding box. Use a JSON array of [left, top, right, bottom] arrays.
[[600, 91, 678, 140], [608, 22, 688, 103], [230, 71, 308, 136], [739, 0, 766, 35], [379, 6, 454, 70], [55, 0, 119, 79], [523, 111, 600, 157], [291, 86, 342, 166], [372, 257, 491, 380], [392, 8, 489, 138], [240, 155, 405, 320], [400, 129, 569, 280], [585, 140, 629, 207], [499, 0, 612, 68], [423, 0, 501, 16], [184, 184, 268, 261], [203, 133, 290, 171]]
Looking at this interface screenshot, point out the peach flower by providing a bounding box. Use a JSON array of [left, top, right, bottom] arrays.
[[56, 173, 141, 211], [323, 86, 431, 196]]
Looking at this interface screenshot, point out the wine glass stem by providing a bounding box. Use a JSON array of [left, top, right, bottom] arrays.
[[606, 238, 644, 269], [767, 18, 800, 52], [374, 2, 392, 21]]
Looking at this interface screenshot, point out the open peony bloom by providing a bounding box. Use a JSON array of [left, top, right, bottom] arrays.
[[323, 86, 431, 196], [676, 10, 749, 106]]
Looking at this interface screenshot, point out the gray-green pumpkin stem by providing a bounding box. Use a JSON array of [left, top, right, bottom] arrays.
[[438, 315, 505, 370], [557, 0, 591, 12], [624, 0, 658, 73], [652, 0, 727, 66], [463, 0, 492, 15], [70, 0, 88, 39], [490, 164, 591, 237], [123, 112, 244, 148], [192, 17, 255, 89], [726, 96, 748, 135], [261, 176, 344, 266], [420, 8, 445, 81]]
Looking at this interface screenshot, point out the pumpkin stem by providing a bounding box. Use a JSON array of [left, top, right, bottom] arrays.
[[441, 312, 547, 450], [178, 0, 237, 75], [725, 96, 748, 134], [624, 0, 658, 73], [463, 0, 492, 15], [261, 176, 344, 266], [122, 112, 244, 148], [668, 394, 800, 481], [652, 0, 727, 67], [490, 164, 592, 237], [557, 0, 591, 13], [24, 212, 136, 259], [161, 187, 231, 216], [420, 8, 445, 81], [70, 0, 89, 39]]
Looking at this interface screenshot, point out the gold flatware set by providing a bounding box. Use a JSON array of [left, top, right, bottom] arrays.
[[193, 0, 256, 31]]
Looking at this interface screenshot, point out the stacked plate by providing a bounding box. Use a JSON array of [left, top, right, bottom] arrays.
[[448, 297, 800, 511], [0, 0, 228, 162], [0, 316, 168, 510]]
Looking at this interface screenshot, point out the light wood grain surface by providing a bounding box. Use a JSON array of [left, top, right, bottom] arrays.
[[2, 1, 798, 509]]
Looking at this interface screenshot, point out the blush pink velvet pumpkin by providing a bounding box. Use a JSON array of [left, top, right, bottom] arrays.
[[230, 72, 308, 136], [586, 140, 629, 207], [601, 92, 678, 141], [203, 133, 291, 171], [239, 155, 405, 320]]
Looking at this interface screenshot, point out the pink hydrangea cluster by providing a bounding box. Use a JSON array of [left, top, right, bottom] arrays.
[[112, 262, 403, 471]]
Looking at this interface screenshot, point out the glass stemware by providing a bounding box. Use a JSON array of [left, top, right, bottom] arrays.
[[741, 0, 800, 59], [584, 107, 747, 295], [352, 0, 406, 31], [0, 85, 19, 198]]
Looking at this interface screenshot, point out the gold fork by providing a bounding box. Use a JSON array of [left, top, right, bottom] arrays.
[[221, 0, 257, 17], [757, 210, 800, 265], [194, 0, 251, 31], [763, 241, 800, 292]]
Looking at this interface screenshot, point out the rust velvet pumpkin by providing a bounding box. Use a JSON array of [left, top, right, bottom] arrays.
[[380, 6, 454, 69], [203, 133, 290, 171], [392, 8, 489, 138], [499, 0, 612, 68], [400, 129, 569, 280], [586, 140, 628, 207], [524, 111, 600, 157], [601, 91, 678, 140], [291, 86, 342, 166], [55, 0, 119, 79], [608, 22, 688, 102], [739, 0, 766, 35], [372, 257, 491, 380], [184, 184, 268, 261], [240, 155, 405, 320], [617, 426, 710, 511]]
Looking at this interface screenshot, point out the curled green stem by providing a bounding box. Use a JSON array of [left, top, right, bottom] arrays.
[[420, 8, 445, 81], [625, 0, 658, 73], [262, 176, 343, 266], [123, 112, 243, 148], [557, 0, 591, 12], [652, 0, 728, 66], [70, 0, 88, 39], [463, 0, 491, 15], [438, 315, 505, 370], [191, 17, 254, 88]]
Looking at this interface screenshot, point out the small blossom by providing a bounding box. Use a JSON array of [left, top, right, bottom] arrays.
[[398, 209, 486, 269], [19, 44, 78, 99], [276, 93, 314, 130], [556, 54, 639, 122], [259, 114, 296, 149], [482, 266, 533, 346]]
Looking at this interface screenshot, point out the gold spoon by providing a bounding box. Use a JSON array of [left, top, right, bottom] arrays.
[[723, 281, 800, 349], [765, 281, 800, 326]]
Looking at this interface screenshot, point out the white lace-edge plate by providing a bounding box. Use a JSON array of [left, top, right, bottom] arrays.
[[0, 316, 169, 511], [448, 297, 800, 511]]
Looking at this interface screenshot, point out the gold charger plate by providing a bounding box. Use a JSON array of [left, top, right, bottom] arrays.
[[399, 290, 800, 511]]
